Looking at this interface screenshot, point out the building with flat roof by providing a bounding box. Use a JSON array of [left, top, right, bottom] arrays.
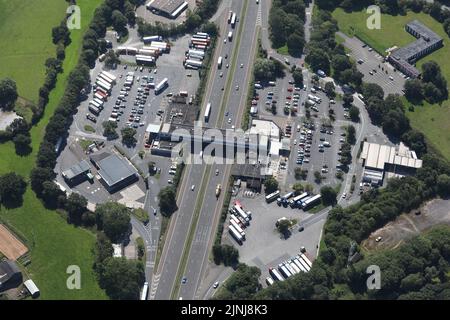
[[249, 119, 280, 140], [62, 160, 91, 186], [146, 0, 188, 19], [388, 20, 443, 78], [90, 153, 138, 193], [360, 141, 422, 185], [0, 260, 22, 291]]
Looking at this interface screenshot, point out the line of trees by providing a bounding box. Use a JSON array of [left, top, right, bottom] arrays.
[[269, 0, 306, 57]]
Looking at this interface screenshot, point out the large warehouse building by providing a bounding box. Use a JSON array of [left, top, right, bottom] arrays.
[[360, 142, 422, 186], [146, 0, 188, 19], [90, 152, 138, 193]]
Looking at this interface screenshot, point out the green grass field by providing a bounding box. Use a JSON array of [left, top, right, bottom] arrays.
[[0, 0, 68, 103], [0, 0, 107, 299], [333, 8, 450, 161]]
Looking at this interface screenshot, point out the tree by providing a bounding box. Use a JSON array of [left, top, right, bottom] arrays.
[[292, 69, 303, 87], [277, 219, 291, 235], [214, 264, 262, 300], [264, 176, 279, 194], [99, 257, 145, 300], [0, 172, 27, 208], [320, 186, 337, 206], [93, 232, 113, 278], [324, 82, 336, 99], [402, 129, 427, 157], [104, 50, 120, 69], [158, 186, 177, 216], [0, 78, 18, 111], [287, 32, 305, 57], [6, 118, 29, 136], [349, 105, 360, 122], [437, 174, 450, 197], [52, 22, 71, 46], [221, 244, 239, 266], [305, 48, 330, 74], [295, 167, 308, 180], [103, 121, 118, 139], [111, 10, 128, 35], [343, 94, 353, 108], [347, 125, 356, 145], [404, 79, 423, 102], [331, 55, 352, 73], [41, 181, 64, 209], [13, 133, 31, 155], [121, 127, 137, 146], [314, 171, 323, 184], [382, 109, 409, 137], [362, 83, 384, 101], [96, 202, 131, 243], [66, 193, 88, 225], [30, 167, 55, 196], [293, 182, 304, 194]]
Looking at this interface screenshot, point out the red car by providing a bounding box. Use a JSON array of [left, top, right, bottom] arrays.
[[286, 96, 292, 100], [254, 96, 259, 100], [287, 87, 293, 92]]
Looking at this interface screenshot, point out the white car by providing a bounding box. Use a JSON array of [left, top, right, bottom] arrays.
[[191, 185, 195, 191], [224, 39, 227, 43], [213, 281, 219, 289], [219, 72, 223, 77], [342, 192, 347, 199], [228, 118, 232, 124]]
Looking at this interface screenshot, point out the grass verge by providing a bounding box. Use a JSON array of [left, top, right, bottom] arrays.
[[0, 0, 106, 299]]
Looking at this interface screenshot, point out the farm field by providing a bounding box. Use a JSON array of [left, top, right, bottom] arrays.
[[0, 0, 67, 103], [0, 0, 107, 299], [333, 8, 450, 161]]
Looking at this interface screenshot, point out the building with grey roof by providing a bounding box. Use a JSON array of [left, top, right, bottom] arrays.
[[146, 0, 188, 18], [0, 260, 22, 291], [62, 160, 91, 186], [388, 20, 443, 78], [90, 153, 138, 193]]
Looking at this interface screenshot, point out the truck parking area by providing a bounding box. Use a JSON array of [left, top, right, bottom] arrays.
[[223, 189, 325, 286]]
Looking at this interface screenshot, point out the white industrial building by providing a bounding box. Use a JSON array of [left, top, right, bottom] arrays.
[[360, 141, 422, 185]]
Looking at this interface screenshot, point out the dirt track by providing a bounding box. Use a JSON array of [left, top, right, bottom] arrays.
[[0, 224, 28, 260], [362, 199, 450, 252]]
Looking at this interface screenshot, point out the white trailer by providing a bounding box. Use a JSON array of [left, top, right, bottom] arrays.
[[300, 254, 313, 269], [155, 78, 169, 95], [228, 225, 243, 244], [230, 220, 245, 237], [269, 268, 284, 282], [278, 264, 292, 278], [185, 59, 203, 68], [292, 258, 307, 273], [101, 70, 117, 82]]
